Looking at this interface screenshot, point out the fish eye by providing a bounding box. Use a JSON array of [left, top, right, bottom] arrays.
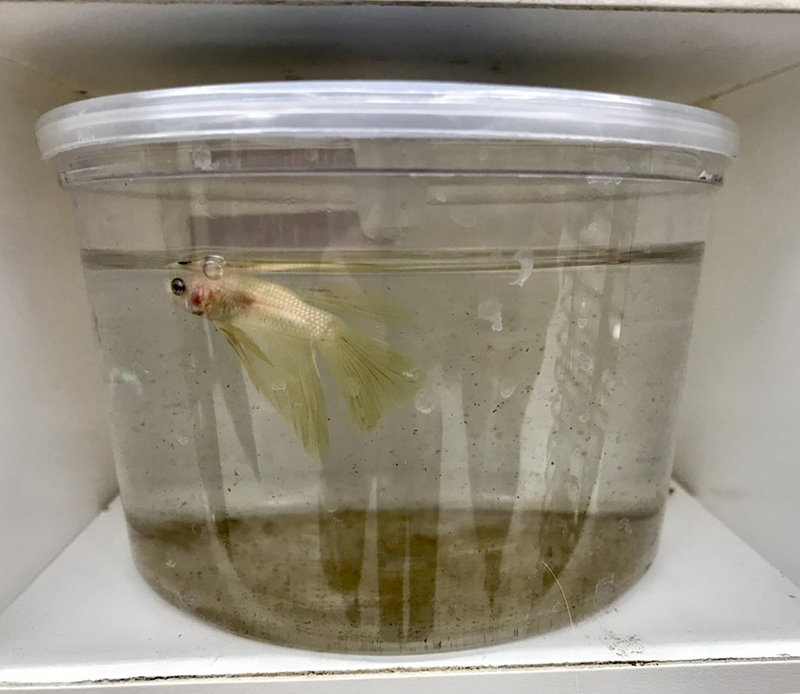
[[170, 278, 186, 296]]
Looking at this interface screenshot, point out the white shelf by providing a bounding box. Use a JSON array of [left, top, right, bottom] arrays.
[[1, 488, 800, 693]]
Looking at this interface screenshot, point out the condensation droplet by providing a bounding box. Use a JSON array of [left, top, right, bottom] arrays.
[[166, 559, 177, 568], [271, 379, 287, 392], [579, 413, 589, 423], [510, 249, 535, 287], [478, 299, 503, 332], [435, 190, 448, 203], [176, 434, 189, 446], [477, 147, 490, 162], [578, 317, 588, 329]]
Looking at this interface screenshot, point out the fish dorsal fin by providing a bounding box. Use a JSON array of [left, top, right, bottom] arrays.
[[218, 322, 329, 461], [296, 285, 407, 323]]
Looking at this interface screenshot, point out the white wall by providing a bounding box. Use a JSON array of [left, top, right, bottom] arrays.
[[675, 64, 800, 585], [0, 59, 116, 611], [2, 4, 800, 104]]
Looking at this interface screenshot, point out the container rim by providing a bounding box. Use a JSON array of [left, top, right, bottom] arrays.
[[35, 80, 739, 162]]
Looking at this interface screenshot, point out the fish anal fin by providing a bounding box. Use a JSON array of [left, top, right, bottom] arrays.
[[217, 321, 328, 461]]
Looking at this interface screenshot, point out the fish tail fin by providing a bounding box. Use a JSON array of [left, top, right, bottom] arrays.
[[318, 323, 420, 432]]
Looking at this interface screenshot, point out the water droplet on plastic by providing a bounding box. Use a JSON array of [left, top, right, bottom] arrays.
[[271, 379, 287, 392], [403, 368, 421, 382], [510, 249, 534, 287], [414, 389, 437, 414], [579, 413, 589, 423], [478, 299, 503, 332], [594, 575, 616, 607], [451, 209, 477, 228], [477, 147, 490, 162], [578, 317, 588, 329], [500, 378, 517, 399], [166, 559, 177, 568], [191, 147, 216, 171], [435, 190, 447, 203], [176, 434, 189, 446]]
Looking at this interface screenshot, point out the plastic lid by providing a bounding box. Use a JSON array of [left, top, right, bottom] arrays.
[[36, 80, 739, 161]]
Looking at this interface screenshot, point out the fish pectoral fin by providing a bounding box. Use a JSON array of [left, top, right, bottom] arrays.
[[297, 285, 407, 323], [217, 322, 329, 461], [218, 324, 274, 367]]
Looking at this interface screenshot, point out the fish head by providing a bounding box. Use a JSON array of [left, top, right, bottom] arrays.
[[168, 255, 232, 318], [168, 271, 217, 317]]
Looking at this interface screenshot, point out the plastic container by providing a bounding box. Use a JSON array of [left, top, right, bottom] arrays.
[[37, 81, 737, 653]]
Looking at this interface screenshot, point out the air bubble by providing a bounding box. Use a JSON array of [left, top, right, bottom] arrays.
[[203, 255, 225, 280]]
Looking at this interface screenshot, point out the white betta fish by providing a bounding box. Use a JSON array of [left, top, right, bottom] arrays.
[[168, 256, 419, 461]]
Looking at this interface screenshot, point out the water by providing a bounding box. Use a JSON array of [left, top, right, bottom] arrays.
[[84, 243, 702, 652]]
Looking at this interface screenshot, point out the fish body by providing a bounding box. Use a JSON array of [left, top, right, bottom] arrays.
[[169, 259, 419, 460]]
